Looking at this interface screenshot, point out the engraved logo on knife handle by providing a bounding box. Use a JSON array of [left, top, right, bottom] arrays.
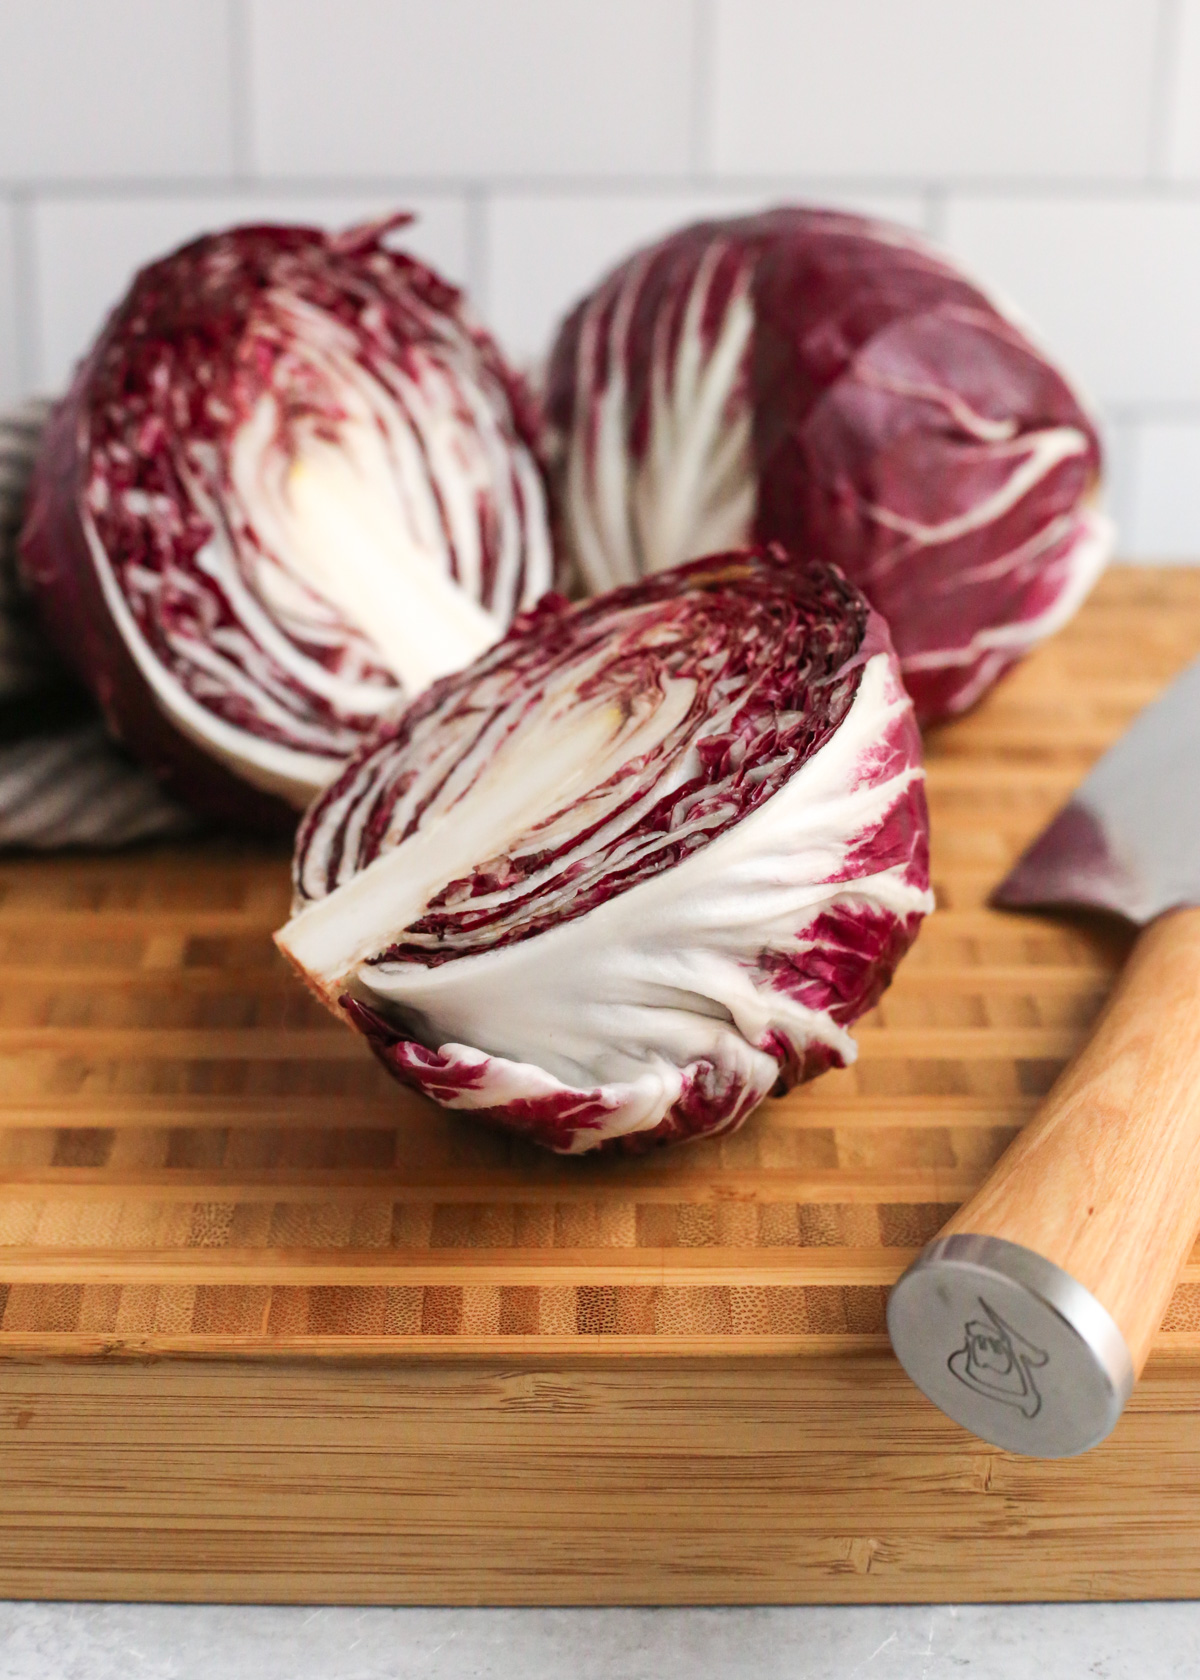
[[947, 1298, 1047, 1419]]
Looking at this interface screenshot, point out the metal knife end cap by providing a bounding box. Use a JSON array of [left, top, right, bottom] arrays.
[[886, 1234, 1134, 1458]]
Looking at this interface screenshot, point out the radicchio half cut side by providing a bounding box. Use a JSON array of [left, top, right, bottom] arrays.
[[276, 547, 933, 1154], [546, 207, 1112, 726], [19, 216, 553, 831]]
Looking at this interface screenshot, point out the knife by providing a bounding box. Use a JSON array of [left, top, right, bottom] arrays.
[[887, 651, 1200, 1457]]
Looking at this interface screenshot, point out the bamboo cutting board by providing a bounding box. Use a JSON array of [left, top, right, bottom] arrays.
[[4, 565, 1200, 1605]]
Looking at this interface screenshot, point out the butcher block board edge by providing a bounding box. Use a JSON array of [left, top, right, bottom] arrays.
[[4, 1351, 1200, 1604]]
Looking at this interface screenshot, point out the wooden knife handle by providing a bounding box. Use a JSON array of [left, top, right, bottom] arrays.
[[941, 906, 1200, 1374], [888, 906, 1200, 1455]]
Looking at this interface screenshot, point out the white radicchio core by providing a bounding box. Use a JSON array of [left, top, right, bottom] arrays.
[[545, 207, 1112, 726], [19, 215, 553, 831], [277, 547, 933, 1154]]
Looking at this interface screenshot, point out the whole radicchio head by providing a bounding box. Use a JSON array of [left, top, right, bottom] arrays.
[[276, 545, 934, 1154], [545, 207, 1111, 726], [19, 215, 554, 831]]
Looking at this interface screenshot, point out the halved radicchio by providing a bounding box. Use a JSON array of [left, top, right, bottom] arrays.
[[19, 216, 553, 831], [546, 207, 1111, 726], [276, 546, 933, 1154]]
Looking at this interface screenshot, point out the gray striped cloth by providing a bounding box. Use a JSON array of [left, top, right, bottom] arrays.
[[0, 396, 60, 701], [0, 401, 194, 848]]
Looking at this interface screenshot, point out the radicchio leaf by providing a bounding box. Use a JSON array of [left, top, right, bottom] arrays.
[[546, 207, 1111, 726], [19, 216, 554, 831], [277, 546, 933, 1154]]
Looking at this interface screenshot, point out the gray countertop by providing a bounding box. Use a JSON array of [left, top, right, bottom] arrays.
[[3, 1603, 1200, 1679]]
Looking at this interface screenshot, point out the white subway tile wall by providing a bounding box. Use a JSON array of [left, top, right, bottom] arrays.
[[1166, 0, 1200, 178], [1126, 421, 1200, 556], [711, 0, 1159, 180], [0, 1, 236, 180], [0, 0, 1196, 557], [249, 0, 697, 179]]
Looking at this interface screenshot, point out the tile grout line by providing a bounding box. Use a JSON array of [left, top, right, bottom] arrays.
[[11, 174, 1200, 201]]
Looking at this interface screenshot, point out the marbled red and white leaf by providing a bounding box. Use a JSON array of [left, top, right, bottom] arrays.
[[20, 215, 553, 830], [278, 546, 932, 1153]]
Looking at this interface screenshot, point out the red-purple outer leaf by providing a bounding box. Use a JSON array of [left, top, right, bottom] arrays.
[[546, 207, 1110, 725]]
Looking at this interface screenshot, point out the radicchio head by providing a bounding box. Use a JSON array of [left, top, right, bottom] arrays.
[[546, 207, 1111, 726], [19, 215, 553, 831], [276, 546, 933, 1154]]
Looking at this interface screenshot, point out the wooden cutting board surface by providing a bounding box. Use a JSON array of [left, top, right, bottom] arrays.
[[3, 565, 1200, 1362]]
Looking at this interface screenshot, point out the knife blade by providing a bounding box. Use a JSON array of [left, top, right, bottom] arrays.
[[887, 651, 1200, 1457], [995, 652, 1200, 924]]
